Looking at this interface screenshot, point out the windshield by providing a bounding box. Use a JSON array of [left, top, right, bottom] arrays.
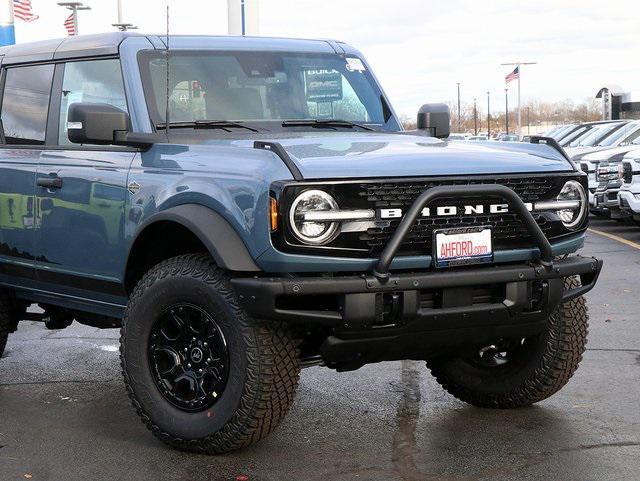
[[547, 125, 568, 138], [569, 123, 621, 147], [138, 50, 399, 131], [559, 126, 589, 146], [597, 122, 640, 146], [551, 125, 574, 140]]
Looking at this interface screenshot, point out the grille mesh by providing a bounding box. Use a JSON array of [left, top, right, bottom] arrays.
[[622, 162, 633, 184]]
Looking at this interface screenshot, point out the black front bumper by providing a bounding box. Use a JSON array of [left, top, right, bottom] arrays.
[[232, 256, 602, 367], [232, 256, 601, 327]]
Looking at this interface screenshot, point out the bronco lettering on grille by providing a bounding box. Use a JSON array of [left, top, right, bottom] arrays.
[[378, 203, 534, 219]]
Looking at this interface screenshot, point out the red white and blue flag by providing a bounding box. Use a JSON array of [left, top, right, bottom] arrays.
[[64, 13, 76, 36], [13, 0, 39, 22], [505, 66, 520, 84]]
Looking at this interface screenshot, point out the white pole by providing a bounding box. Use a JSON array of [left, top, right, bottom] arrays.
[[517, 64, 521, 135], [73, 7, 78, 35], [0, 0, 15, 46], [4, 0, 14, 24], [117, 0, 123, 24]]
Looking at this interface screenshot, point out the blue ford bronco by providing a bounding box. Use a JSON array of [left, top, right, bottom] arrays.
[[0, 33, 602, 453]]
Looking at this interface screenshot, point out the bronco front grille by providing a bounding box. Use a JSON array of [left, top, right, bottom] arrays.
[[357, 177, 557, 205], [355, 177, 562, 256], [275, 174, 585, 258]]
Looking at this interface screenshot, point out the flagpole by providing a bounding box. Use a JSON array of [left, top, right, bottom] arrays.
[[0, 0, 15, 46], [501, 61, 537, 136], [58, 2, 91, 35], [113, 0, 137, 31]]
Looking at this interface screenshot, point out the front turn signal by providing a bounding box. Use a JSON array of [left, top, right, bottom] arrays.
[[270, 196, 278, 231]]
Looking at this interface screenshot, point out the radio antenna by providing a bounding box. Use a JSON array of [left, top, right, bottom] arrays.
[[164, 4, 170, 140]]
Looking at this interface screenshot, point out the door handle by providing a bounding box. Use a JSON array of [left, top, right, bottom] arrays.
[[37, 176, 63, 189]]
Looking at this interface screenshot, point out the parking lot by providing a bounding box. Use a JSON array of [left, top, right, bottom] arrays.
[[0, 217, 639, 481]]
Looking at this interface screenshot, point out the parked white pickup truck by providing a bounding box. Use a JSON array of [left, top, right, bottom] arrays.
[[618, 149, 640, 222], [581, 144, 640, 217]]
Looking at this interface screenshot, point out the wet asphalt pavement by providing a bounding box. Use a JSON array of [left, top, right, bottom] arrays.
[[1, 217, 639, 481]]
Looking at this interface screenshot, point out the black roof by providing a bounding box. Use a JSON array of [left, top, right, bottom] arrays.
[[0, 32, 147, 65]]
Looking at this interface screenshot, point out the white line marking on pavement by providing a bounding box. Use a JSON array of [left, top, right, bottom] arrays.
[[99, 345, 119, 352], [588, 228, 640, 251]]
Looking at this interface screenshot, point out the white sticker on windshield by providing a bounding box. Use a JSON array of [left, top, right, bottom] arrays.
[[345, 57, 366, 72]]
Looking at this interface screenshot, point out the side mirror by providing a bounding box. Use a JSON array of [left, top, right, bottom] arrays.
[[417, 103, 450, 139], [67, 103, 131, 145]]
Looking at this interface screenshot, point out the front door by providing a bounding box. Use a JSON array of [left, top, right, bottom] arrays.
[[35, 59, 135, 301], [0, 63, 55, 286]]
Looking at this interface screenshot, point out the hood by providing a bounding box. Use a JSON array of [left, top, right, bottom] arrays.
[[227, 132, 574, 179], [581, 145, 640, 163], [565, 145, 608, 161], [623, 147, 640, 161]]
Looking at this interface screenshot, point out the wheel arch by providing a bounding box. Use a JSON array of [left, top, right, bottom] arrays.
[[124, 204, 259, 294]]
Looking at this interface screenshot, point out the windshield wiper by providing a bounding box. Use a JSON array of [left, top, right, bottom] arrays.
[[281, 119, 376, 131], [155, 120, 260, 132]]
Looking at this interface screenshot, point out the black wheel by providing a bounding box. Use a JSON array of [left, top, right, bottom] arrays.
[[43, 307, 74, 330], [0, 290, 16, 358], [121, 254, 301, 453], [428, 277, 588, 408]]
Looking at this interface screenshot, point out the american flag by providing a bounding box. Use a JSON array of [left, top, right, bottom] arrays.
[[64, 13, 76, 36], [505, 66, 519, 84], [13, 0, 39, 22]]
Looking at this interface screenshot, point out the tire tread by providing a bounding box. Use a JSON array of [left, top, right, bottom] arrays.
[[0, 290, 14, 358]]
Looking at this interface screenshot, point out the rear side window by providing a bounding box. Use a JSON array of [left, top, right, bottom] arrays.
[[58, 59, 128, 145], [1, 64, 54, 145]]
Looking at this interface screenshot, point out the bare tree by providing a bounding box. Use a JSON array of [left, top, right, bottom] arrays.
[[401, 98, 601, 134]]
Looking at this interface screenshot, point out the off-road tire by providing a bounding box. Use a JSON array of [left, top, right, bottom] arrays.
[[120, 254, 301, 453], [0, 290, 15, 358], [428, 277, 588, 408]]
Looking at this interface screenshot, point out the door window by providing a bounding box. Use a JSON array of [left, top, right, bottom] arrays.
[[58, 59, 128, 145], [1, 64, 54, 145]]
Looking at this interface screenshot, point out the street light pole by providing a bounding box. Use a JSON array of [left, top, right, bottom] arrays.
[[505, 88, 509, 135], [486, 91, 490, 139], [456, 82, 461, 133], [57, 2, 91, 35], [473, 97, 477, 135]]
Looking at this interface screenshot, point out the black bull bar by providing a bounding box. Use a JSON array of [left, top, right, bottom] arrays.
[[372, 184, 553, 280]]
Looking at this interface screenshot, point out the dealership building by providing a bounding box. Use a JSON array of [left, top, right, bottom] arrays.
[[596, 85, 640, 120]]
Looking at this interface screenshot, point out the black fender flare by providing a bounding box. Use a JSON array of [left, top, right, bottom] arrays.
[[128, 204, 260, 272]]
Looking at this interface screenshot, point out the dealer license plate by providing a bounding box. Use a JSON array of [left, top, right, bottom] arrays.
[[433, 227, 493, 268]]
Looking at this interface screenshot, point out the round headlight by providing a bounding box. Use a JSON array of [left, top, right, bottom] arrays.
[[556, 180, 586, 230], [289, 190, 340, 245]]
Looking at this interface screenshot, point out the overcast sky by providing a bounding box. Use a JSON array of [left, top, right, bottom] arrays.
[[10, 0, 640, 118]]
